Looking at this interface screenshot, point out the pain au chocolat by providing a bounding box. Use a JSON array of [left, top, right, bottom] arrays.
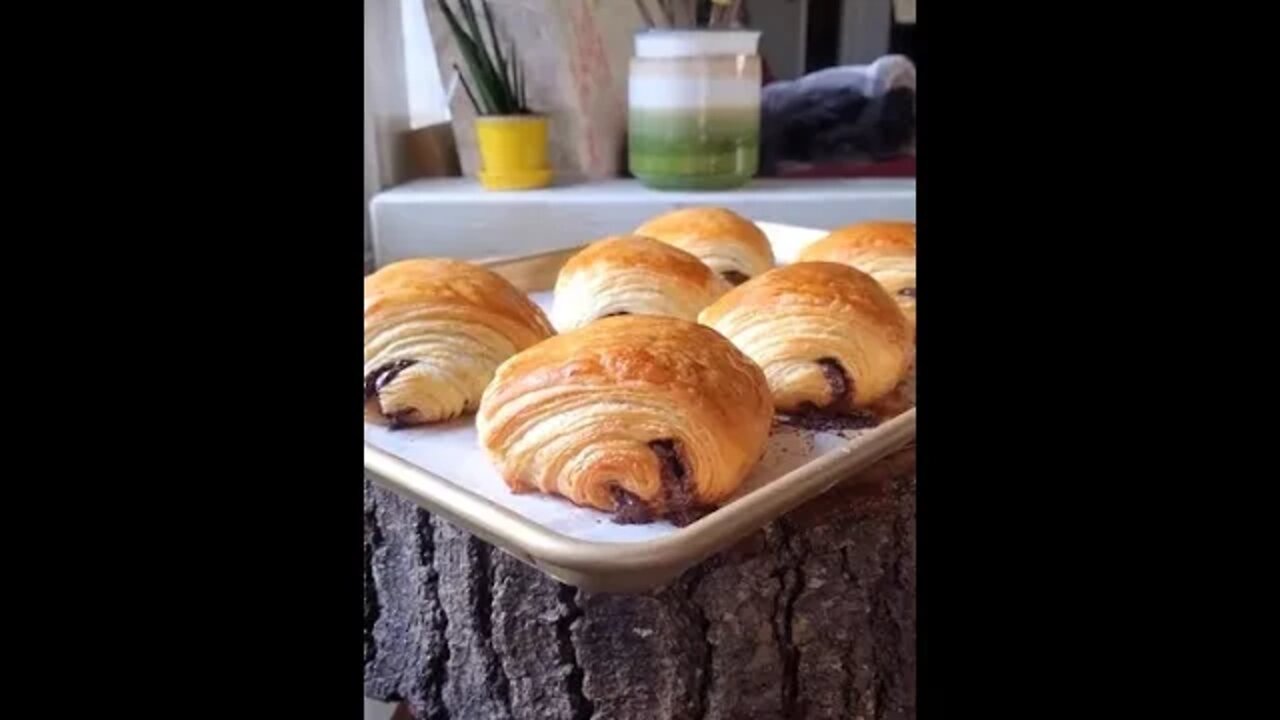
[[633, 206, 775, 287], [364, 258, 554, 427], [798, 220, 916, 326], [698, 262, 913, 414], [551, 235, 729, 330], [476, 315, 772, 525]]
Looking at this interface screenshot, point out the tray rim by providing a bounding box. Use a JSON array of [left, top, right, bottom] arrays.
[[363, 223, 916, 592]]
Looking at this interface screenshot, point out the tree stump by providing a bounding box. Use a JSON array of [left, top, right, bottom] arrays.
[[364, 446, 916, 720]]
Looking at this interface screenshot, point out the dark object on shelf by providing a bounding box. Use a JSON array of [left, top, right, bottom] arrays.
[[804, 0, 843, 73], [889, 18, 916, 61], [775, 155, 915, 179], [760, 55, 916, 176]]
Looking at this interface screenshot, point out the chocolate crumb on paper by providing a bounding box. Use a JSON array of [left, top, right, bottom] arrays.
[[777, 411, 880, 434]]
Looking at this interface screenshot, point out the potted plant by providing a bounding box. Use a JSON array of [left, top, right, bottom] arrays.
[[439, 0, 551, 191]]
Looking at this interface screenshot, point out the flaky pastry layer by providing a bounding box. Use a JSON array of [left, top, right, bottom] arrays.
[[799, 221, 917, 326], [364, 258, 554, 426], [699, 262, 913, 413], [551, 235, 729, 330], [476, 315, 772, 524], [633, 207, 775, 285]]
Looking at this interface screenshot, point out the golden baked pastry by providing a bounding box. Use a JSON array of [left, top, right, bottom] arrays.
[[476, 315, 773, 525], [364, 258, 554, 427], [798, 220, 916, 326], [551, 235, 729, 330], [698, 262, 912, 414], [633, 206, 775, 286]]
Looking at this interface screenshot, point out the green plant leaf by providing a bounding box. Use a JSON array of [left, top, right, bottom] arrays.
[[482, 1, 511, 100], [459, 0, 512, 113], [438, 0, 529, 115], [513, 52, 525, 113], [458, 0, 479, 35], [453, 63, 482, 115], [439, 0, 500, 113], [504, 51, 516, 113]]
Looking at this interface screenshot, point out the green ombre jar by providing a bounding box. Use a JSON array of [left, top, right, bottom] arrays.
[[628, 30, 762, 190]]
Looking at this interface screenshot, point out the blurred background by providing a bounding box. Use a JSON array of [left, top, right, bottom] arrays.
[[365, 0, 917, 269]]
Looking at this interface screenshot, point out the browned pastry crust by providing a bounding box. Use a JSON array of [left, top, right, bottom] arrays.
[[633, 206, 776, 285], [551, 235, 729, 330], [364, 258, 554, 426], [476, 315, 773, 525], [699, 262, 913, 413], [798, 221, 916, 326]]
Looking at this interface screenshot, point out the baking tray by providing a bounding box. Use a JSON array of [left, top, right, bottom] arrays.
[[364, 222, 917, 593]]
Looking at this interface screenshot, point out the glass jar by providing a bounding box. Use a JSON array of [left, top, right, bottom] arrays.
[[628, 30, 762, 190]]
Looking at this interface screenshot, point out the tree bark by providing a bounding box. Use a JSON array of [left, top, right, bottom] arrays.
[[365, 447, 916, 720]]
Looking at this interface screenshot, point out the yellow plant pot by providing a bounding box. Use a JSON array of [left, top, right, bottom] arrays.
[[475, 115, 553, 191]]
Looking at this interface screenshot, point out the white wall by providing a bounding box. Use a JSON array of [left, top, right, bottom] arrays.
[[401, 0, 450, 128], [748, 0, 807, 80], [365, 0, 454, 266], [839, 0, 892, 66], [748, 0, 895, 81]]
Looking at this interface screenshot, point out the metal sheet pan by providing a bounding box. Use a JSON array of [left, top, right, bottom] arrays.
[[364, 223, 916, 592]]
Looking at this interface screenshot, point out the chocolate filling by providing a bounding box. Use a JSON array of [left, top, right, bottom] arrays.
[[789, 358, 860, 421], [611, 439, 709, 527], [385, 408, 423, 430], [817, 358, 850, 406], [898, 287, 916, 298], [721, 270, 751, 286], [601, 311, 631, 318], [775, 361, 913, 432], [610, 487, 652, 524], [364, 359, 423, 429], [363, 359, 417, 399], [779, 360, 887, 431]]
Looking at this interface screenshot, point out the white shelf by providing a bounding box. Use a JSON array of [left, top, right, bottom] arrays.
[[370, 177, 915, 267]]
